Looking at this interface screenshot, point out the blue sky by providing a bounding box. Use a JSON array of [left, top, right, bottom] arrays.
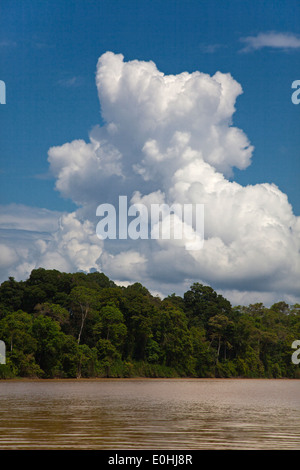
[[1, 0, 299, 212], [0, 0, 299, 304]]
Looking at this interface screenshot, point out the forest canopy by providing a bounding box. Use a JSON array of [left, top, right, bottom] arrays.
[[0, 268, 299, 379]]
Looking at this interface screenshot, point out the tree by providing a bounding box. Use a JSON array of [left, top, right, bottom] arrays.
[[96, 338, 121, 377], [99, 305, 127, 348], [70, 286, 100, 344], [122, 286, 157, 360], [184, 282, 232, 328], [77, 344, 98, 378], [0, 310, 36, 353], [0, 277, 24, 313], [0, 310, 42, 377], [34, 302, 69, 326], [22, 268, 72, 311], [208, 314, 233, 363], [0, 268, 299, 379], [32, 315, 63, 377], [190, 325, 215, 377], [155, 305, 193, 373]]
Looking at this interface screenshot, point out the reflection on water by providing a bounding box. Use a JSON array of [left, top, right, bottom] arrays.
[[0, 378, 299, 449]]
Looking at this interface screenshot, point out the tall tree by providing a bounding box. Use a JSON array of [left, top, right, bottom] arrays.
[[208, 314, 233, 363], [70, 286, 100, 344]]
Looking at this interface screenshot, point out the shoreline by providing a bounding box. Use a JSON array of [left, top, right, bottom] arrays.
[[1, 376, 298, 382]]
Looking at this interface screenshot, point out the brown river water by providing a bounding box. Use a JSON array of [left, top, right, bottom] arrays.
[[0, 378, 299, 450]]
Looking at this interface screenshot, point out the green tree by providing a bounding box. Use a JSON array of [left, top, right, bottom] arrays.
[[155, 305, 193, 373], [184, 282, 232, 328], [0, 277, 24, 314], [122, 286, 157, 360], [0, 310, 41, 377], [190, 325, 215, 377], [70, 286, 100, 344], [99, 305, 127, 349], [77, 344, 99, 378], [96, 338, 121, 377], [0, 310, 36, 353], [34, 302, 70, 326], [208, 314, 234, 363], [22, 268, 72, 311], [32, 315, 63, 377]]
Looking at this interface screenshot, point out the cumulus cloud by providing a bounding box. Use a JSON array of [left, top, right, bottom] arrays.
[[0, 205, 102, 282], [1, 52, 299, 305], [240, 31, 300, 52]]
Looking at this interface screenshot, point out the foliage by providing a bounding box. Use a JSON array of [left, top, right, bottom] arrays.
[[0, 269, 299, 379]]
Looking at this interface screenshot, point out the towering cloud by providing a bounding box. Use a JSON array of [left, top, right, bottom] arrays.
[[1, 52, 299, 305]]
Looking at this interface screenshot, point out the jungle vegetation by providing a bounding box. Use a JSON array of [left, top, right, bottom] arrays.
[[0, 268, 299, 379]]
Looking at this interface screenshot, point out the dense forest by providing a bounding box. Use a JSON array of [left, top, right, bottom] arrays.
[[0, 268, 299, 379]]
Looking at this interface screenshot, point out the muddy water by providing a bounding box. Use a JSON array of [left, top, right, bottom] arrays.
[[0, 378, 299, 449]]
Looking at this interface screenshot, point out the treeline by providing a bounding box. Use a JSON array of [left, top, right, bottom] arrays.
[[0, 268, 299, 379]]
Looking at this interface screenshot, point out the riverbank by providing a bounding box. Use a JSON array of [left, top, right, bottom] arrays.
[[1, 270, 299, 382], [1, 375, 299, 382]]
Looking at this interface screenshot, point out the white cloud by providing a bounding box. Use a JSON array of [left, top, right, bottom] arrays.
[[1, 52, 300, 306], [240, 31, 300, 52], [37, 212, 102, 273], [48, 138, 123, 209], [100, 250, 147, 281], [0, 206, 103, 282], [95, 52, 253, 177], [0, 204, 62, 232], [0, 243, 19, 269]]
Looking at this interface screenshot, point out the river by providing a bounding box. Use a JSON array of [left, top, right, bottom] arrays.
[[0, 378, 299, 450]]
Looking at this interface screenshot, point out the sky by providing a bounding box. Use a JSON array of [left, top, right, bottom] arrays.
[[0, 0, 299, 306]]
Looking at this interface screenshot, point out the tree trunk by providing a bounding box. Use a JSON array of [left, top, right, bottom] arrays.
[[216, 335, 221, 363], [77, 307, 88, 344]]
